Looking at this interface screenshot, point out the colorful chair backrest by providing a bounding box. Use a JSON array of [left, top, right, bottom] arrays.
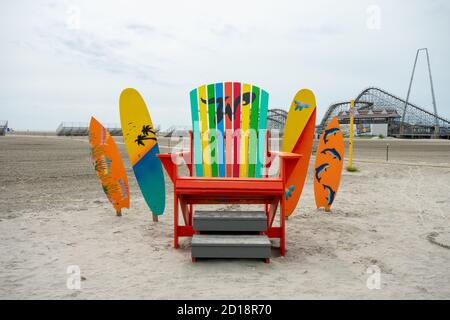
[[190, 82, 269, 178]]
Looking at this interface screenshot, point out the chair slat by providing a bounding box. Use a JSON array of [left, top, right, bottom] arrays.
[[215, 83, 225, 177], [240, 84, 251, 177], [232, 82, 241, 177], [198, 85, 211, 177], [248, 86, 260, 177], [207, 84, 218, 177], [256, 90, 269, 177], [190, 89, 203, 176], [224, 82, 233, 177]]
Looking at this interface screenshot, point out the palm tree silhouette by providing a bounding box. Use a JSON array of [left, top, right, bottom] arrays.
[[135, 134, 156, 146], [141, 125, 155, 136], [135, 134, 146, 146]]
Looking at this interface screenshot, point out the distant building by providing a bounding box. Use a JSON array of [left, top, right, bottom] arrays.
[[56, 122, 122, 136]]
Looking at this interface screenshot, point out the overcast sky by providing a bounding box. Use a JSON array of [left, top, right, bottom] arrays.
[[1, 0, 449, 130]]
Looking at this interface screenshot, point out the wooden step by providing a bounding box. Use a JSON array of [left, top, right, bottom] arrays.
[[191, 234, 271, 259], [193, 210, 267, 232]]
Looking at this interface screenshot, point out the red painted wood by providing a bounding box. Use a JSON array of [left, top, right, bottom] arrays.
[[174, 192, 179, 248], [177, 198, 278, 205], [176, 177, 283, 192], [264, 227, 282, 238], [177, 226, 194, 237]]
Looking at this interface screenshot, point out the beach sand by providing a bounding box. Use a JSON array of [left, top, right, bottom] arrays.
[[0, 135, 449, 299]]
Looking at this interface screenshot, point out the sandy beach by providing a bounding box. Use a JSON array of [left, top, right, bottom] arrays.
[[0, 135, 449, 299]]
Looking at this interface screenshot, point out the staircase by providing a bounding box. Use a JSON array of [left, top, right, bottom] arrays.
[[191, 211, 271, 263]]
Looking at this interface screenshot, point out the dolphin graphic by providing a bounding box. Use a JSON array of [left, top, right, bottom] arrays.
[[285, 185, 295, 200], [315, 163, 329, 183], [321, 148, 342, 161], [323, 127, 340, 144], [294, 100, 310, 111], [323, 184, 336, 206]]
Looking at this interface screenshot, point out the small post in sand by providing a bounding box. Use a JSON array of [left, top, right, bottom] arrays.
[[348, 100, 355, 168], [346, 100, 358, 172], [116, 209, 122, 217], [152, 214, 158, 222], [386, 143, 390, 162]]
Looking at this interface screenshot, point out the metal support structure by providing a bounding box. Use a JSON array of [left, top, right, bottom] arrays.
[[425, 49, 439, 136], [348, 100, 355, 168], [401, 49, 420, 134], [402, 48, 439, 137]]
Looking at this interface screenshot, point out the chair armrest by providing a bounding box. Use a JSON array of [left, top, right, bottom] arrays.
[[268, 151, 303, 183], [157, 152, 192, 184], [270, 151, 302, 160]]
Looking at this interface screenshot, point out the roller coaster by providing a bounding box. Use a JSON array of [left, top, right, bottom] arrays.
[[267, 109, 288, 132], [319, 87, 450, 138]]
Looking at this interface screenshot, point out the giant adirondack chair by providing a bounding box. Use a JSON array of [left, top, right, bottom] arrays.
[[158, 82, 302, 256]]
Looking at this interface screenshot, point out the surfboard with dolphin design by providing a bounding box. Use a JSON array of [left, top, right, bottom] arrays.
[[314, 116, 344, 211]]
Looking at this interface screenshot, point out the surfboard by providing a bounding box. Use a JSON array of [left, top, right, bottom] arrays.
[[281, 89, 317, 216], [89, 117, 129, 216], [314, 116, 344, 211], [119, 88, 165, 219]]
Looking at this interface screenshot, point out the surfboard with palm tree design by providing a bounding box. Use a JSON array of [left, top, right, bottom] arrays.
[[119, 88, 165, 219]]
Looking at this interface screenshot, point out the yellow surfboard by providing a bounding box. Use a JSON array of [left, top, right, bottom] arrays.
[[282, 89, 316, 216], [119, 88, 165, 217], [282, 90, 316, 153]]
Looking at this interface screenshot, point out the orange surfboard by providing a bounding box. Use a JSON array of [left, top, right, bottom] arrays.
[[89, 117, 130, 215], [282, 89, 316, 217], [314, 116, 344, 211]]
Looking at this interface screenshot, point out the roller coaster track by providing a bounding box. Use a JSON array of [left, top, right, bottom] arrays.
[[267, 109, 288, 131], [319, 87, 450, 131]]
